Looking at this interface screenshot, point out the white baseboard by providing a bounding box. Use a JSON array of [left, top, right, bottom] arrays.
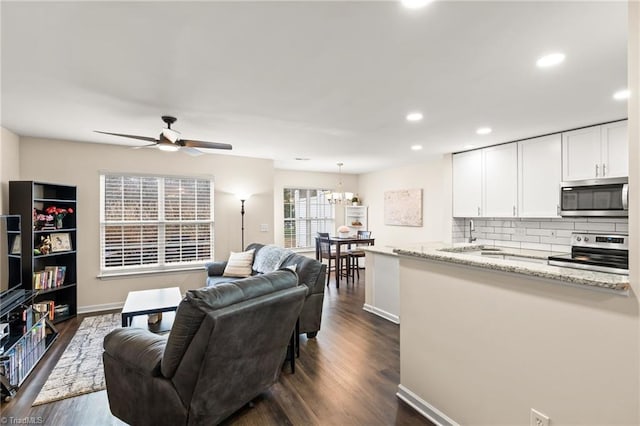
[[396, 384, 458, 426], [77, 302, 124, 315], [362, 304, 400, 324]]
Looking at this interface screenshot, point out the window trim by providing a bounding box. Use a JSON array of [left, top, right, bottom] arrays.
[[283, 187, 335, 250], [99, 172, 215, 277]]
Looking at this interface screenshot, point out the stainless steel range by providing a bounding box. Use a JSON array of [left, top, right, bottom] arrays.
[[547, 233, 628, 275]]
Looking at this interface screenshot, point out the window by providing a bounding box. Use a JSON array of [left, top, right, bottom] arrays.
[[100, 174, 214, 275], [284, 188, 334, 249]]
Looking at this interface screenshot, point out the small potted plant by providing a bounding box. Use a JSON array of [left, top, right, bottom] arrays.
[[351, 194, 360, 206]]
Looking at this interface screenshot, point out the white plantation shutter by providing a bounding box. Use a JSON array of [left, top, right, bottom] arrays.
[[100, 174, 214, 274], [283, 188, 334, 249]]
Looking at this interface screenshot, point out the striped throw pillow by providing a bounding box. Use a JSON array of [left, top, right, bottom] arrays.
[[222, 249, 255, 277]]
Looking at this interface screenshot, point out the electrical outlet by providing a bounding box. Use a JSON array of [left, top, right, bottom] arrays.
[[531, 409, 550, 426], [260, 224, 269, 232]]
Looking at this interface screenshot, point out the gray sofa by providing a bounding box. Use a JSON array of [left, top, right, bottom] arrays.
[[103, 270, 306, 426], [205, 243, 326, 338]]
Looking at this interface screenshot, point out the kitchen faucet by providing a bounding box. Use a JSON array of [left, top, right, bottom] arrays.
[[468, 219, 476, 243]]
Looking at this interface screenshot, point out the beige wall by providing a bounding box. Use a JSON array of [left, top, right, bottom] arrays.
[[0, 127, 20, 214], [358, 155, 453, 248], [628, 6, 640, 423], [273, 169, 358, 248], [19, 137, 275, 311], [399, 257, 639, 425]]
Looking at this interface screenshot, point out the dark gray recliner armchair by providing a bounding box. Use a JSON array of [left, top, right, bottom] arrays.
[[103, 270, 306, 426]]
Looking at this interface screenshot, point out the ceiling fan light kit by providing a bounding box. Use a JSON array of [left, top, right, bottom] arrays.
[[157, 141, 180, 152], [94, 116, 233, 153]]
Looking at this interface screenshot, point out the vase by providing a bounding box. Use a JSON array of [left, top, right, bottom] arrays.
[[55, 217, 64, 229]]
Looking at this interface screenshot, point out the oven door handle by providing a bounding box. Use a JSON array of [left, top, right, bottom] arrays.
[[622, 183, 629, 210]]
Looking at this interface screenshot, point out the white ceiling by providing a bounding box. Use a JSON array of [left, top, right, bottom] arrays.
[[1, 1, 628, 174]]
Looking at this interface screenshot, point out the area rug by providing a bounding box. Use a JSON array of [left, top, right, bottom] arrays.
[[32, 313, 121, 406]]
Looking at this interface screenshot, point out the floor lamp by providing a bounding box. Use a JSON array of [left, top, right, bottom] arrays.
[[236, 194, 251, 250], [240, 198, 246, 249]]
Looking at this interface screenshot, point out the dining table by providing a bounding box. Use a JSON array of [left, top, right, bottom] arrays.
[[315, 235, 375, 288]]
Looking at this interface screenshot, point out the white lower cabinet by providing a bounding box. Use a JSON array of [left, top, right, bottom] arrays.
[[518, 134, 562, 217]]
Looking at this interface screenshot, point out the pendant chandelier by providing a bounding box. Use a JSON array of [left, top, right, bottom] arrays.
[[326, 162, 353, 205]]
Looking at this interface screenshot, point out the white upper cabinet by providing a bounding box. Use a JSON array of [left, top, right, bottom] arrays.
[[518, 134, 562, 217], [483, 144, 518, 217], [453, 121, 626, 219], [562, 120, 628, 181], [600, 121, 628, 178], [562, 126, 602, 181], [452, 150, 482, 217]]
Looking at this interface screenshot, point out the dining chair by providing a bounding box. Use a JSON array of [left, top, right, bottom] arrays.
[[347, 230, 372, 281], [317, 235, 349, 286], [315, 232, 330, 261]]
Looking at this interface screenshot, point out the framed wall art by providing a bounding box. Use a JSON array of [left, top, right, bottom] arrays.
[[384, 188, 423, 227]]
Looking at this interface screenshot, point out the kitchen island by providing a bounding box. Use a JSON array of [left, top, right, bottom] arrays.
[[394, 243, 638, 425], [395, 243, 630, 294]]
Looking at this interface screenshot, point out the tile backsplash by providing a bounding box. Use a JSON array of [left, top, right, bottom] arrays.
[[452, 217, 628, 253]]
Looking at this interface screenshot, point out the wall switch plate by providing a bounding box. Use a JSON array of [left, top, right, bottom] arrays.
[[260, 224, 269, 232], [531, 409, 550, 426]]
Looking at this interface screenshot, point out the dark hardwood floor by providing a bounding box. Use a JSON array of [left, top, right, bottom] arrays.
[[2, 272, 433, 425]]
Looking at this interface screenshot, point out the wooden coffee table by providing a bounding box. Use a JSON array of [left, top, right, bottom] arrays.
[[121, 287, 183, 333]]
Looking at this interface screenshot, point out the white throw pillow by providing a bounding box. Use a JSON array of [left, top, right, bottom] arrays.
[[223, 249, 255, 277]]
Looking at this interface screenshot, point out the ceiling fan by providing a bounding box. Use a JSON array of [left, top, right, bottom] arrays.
[[95, 116, 232, 155]]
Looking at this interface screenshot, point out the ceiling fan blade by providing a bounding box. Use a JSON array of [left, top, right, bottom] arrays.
[[180, 146, 204, 156], [132, 143, 158, 150], [94, 131, 158, 143], [180, 139, 233, 150]]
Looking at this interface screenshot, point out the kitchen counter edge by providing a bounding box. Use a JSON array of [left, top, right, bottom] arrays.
[[393, 246, 630, 295]]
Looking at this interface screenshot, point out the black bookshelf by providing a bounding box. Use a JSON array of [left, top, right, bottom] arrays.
[[9, 181, 77, 324]]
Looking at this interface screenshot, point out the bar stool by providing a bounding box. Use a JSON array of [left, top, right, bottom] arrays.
[[347, 230, 371, 281]]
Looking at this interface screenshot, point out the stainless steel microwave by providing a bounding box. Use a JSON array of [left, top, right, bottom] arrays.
[[560, 177, 628, 217]]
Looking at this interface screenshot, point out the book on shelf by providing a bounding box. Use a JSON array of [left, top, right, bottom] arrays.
[[32, 302, 50, 317], [32, 266, 66, 290], [36, 300, 55, 321]]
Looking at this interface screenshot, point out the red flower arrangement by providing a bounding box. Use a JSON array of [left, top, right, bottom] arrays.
[[45, 206, 74, 229]]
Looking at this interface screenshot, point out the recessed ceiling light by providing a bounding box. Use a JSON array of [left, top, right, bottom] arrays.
[[536, 53, 565, 68], [295, 157, 310, 161], [463, 144, 475, 150], [613, 89, 630, 100], [401, 0, 432, 9], [476, 127, 492, 135], [411, 145, 423, 151], [406, 112, 423, 122]]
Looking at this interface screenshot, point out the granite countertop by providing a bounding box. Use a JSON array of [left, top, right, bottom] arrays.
[[362, 245, 398, 256], [393, 243, 630, 295]]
